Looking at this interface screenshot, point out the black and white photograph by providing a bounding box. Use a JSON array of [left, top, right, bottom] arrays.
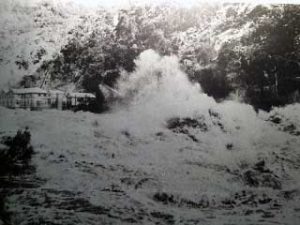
[[0, 0, 300, 224]]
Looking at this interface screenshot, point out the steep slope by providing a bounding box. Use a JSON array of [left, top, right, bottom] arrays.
[[0, 0, 112, 89], [0, 2, 255, 89]]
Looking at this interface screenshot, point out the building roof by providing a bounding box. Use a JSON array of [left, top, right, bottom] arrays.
[[11, 87, 48, 94], [48, 90, 65, 95], [68, 92, 96, 98]]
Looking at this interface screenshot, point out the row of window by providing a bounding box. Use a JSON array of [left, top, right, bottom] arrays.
[[18, 93, 47, 98], [0, 99, 48, 106]]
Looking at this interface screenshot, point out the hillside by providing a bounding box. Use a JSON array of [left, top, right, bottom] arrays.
[[1, 6, 300, 223], [0, 0, 114, 90], [1, 84, 300, 224], [1, 1, 299, 109]]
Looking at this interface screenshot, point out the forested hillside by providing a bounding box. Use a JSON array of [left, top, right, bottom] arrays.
[[1, 1, 299, 110]]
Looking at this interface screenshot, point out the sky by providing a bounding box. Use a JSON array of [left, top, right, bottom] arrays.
[[8, 0, 300, 8], [70, 0, 300, 7]]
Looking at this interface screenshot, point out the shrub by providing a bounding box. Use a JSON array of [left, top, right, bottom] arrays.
[[0, 128, 34, 176], [0, 128, 34, 224]]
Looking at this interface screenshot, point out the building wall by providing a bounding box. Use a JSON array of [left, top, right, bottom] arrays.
[[0, 90, 94, 110], [0, 93, 49, 109], [6, 92, 15, 108], [0, 92, 62, 110], [48, 93, 66, 110], [27, 93, 48, 109]]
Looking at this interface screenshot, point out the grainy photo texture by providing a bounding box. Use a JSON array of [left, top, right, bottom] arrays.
[[0, 0, 300, 224]]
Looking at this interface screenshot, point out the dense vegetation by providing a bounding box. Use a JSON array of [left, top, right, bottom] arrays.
[[241, 5, 300, 110], [31, 4, 300, 111]]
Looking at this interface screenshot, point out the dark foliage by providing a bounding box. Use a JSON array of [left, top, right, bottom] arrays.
[[194, 68, 233, 100], [239, 5, 300, 110], [0, 195, 11, 225], [166, 116, 208, 142], [0, 128, 34, 176], [241, 160, 282, 190], [19, 75, 37, 88], [15, 59, 29, 70], [73, 95, 107, 113], [0, 129, 35, 224]]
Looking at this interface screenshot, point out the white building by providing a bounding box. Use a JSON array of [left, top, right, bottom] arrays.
[[0, 88, 96, 110], [48, 89, 66, 110], [0, 88, 48, 110]]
